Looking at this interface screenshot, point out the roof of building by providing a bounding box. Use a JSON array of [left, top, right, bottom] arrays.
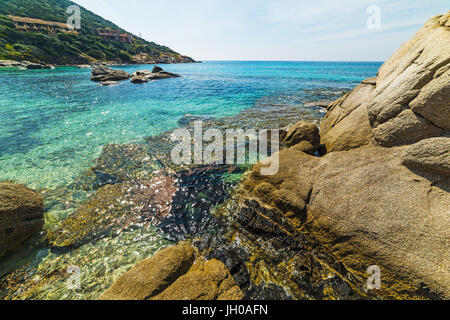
[[8, 15, 74, 29]]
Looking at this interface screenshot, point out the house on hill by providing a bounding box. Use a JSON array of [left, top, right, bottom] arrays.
[[96, 28, 133, 43], [8, 15, 78, 35]]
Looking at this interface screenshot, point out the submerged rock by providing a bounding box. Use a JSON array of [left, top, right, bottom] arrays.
[[0, 182, 44, 257], [130, 75, 148, 83], [99, 245, 243, 300], [100, 81, 119, 86], [320, 78, 376, 152], [178, 114, 216, 127]]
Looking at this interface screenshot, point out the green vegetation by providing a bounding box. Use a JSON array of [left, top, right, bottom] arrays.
[[0, 0, 194, 64]]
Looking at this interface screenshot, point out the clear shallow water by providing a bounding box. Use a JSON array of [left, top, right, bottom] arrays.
[[0, 61, 381, 191], [0, 61, 382, 299]]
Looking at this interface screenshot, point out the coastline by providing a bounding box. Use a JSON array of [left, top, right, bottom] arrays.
[[0, 11, 449, 301]]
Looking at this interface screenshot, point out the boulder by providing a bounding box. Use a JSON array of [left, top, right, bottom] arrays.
[[26, 63, 45, 70], [304, 101, 333, 108], [131, 70, 152, 77], [130, 75, 148, 83], [146, 71, 181, 80], [99, 245, 243, 300], [307, 146, 450, 299], [99, 245, 196, 300], [0, 182, 44, 257], [320, 12, 449, 150], [242, 144, 450, 299], [91, 66, 130, 82], [401, 137, 450, 176], [151, 258, 244, 300], [283, 121, 320, 150], [290, 141, 316, 155], [77, 64, 91, 69], [130, 67, 181, 81], [320, 79, 376, 152], [367, 12, 450, 147], [152, 66, 163, 73]]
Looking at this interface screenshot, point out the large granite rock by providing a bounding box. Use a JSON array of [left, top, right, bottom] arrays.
[[99, 245, 243, 300], [91, 66, 130, 82], [368, 13, 449, 147], [401, 137, 450, 176], [321, 12, 450, 150], [283, 121, 320, 149], [320, 78, 376, 152], [0, 182, 44, 257], [242, 146, 450, 299]]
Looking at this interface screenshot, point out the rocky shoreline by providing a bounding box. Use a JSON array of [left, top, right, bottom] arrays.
[[0, 12, 448, 300], [0, 58, 200, 70]]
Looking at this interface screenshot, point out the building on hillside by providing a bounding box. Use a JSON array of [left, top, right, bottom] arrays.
[[8, 15, 78, 35], [96, 28, 133, 43]]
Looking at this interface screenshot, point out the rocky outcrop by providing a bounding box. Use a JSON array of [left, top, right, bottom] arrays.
[[283, 121, 320, 150], [99, 245, 243, 300], [0, 182, 44, 257], [320, 78, 376, 152], [320, 12, 449, 150], [130, 66, 181, 84], [401, 137, 450, 176], [91, 66, 130, 82], [0, 60, 24, 67], [242, 145, 450, 299], [240, 12, 450, 300], [26, 63, 54, 70], [130, 75, 148, 83]]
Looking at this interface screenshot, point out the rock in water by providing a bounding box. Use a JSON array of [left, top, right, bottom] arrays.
[[99, 245, 243, 300], [130, 75, 148, 83], [367, 13, 449, 146], [26, 63, 45, 70], [130, 66, 181, 83], [100, 81, 119, 86], [91, 66, 130, 82], [152, 66, 163, 73], [0, 182, 44, 257]]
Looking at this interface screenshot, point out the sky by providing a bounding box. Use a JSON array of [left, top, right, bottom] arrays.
[[73, 0, 449, 61]]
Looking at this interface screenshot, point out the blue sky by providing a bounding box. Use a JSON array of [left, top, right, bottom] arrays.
[[74, 0, 449, 61]]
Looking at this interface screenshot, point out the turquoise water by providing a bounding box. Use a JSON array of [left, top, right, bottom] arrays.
[[0, 61, 382, 299], [0, 61, 381, 191]]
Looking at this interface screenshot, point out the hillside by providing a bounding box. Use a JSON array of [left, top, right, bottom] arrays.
[[0, 0, 195, 65]]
